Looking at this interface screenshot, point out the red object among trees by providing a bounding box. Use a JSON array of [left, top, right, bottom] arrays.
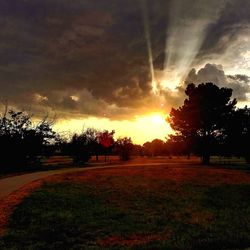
[[96, 130, 115, 162], [96, 130, 115, 148]]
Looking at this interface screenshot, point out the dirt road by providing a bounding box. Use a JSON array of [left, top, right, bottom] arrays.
[[0, 162, 186, 201]]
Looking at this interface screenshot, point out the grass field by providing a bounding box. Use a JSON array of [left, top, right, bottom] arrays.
[[1, 162, 250, 249]]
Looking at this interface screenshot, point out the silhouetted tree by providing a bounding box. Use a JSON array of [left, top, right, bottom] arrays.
[[115, 137, 133, 161], [0, 107, 57, 171], [82, 128, 102, 161], [143, 139, 169, 157], [150, 139, 166, 156], [168, 83, 237, 164], [96, 130, 115, 162], [131, 144, 145, 156], [223, 106, 250, 162], [69, 132, 92, 165], [166, 134, 189, 156], [143, 141, 153, 157]]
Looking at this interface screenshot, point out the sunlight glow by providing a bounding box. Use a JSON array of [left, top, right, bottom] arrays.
[[54, 113, 172, 145], [140, 1, 226, 93], [150, 113, 166, 125], [158, 70, 182, 91], [163, 1, 225, 89], [70, 95, 79, 101]]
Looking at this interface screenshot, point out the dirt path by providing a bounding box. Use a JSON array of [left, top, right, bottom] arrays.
[[0, 162, 185, 201], [0, 160, 250, 238]]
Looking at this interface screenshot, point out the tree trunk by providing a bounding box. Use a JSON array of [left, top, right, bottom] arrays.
[[245, 154, 250, 164], [202, 133, 211, 165], [202, 153, 210, 165]]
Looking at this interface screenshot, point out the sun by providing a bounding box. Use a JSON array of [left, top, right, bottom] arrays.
[[55, 112, 173, 145], [130, 112, 172, 143], [150, 114, 166, 124]]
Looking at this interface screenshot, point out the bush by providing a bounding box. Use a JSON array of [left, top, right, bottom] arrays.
[[0, 108, 57, 171]]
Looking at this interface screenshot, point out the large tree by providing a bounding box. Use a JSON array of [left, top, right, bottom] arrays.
[[168, 83, 237, 164], [223, 106, 250, 163]]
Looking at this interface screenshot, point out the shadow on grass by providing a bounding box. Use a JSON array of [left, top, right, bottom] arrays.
[[1, 179, 250, 249]]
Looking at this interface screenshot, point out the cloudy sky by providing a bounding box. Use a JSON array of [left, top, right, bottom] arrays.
[[1, 0, 250, 143]]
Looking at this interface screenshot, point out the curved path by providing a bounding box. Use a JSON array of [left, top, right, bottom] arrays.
[[0, 162, 187, 201]]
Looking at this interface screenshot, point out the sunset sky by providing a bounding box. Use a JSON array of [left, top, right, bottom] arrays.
[[1, 0, 250, 144]]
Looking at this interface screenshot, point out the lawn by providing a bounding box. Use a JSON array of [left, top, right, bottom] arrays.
[[1, 164, 250, 249]]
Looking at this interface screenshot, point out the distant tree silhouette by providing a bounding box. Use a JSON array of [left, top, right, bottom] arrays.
[[223, 106, 250, 163], [130, 144, 145, 156], [166, 134, 189, 157], [67, 128, 108, 165], [58, 128, 115, 164], [143, 141, 153, 157], [96, 130, 115, 162], [81, 128, 102, 161], [0, 107, 57, 171], [68, 132, 92, 165], [168, 83, 237, 164], [151, 139, 166, 156], [115, 137, 133, 161], [143, 139, 168, 157]]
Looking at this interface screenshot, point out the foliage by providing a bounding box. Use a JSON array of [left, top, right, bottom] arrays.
[[115, 137, 133, 161], [0, 108, 57, 170], [222, 106, 250, 162], [143, 139, 167, 157], [66, 128, 116, 164], [96, 130, 115, 148], [77, 128, 102, 160], [166, 134, 189, 156], [96, 130, 115, 161], [168, 83, 237, 164], [67, 131, 92, 165], [130, 144, 145, 156]]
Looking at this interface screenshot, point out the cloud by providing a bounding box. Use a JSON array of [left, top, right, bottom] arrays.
[[185, 63, 250, 101], [0, 0, 173, 119], [0, 0, 250, 120], [197, 0, 250, 61]]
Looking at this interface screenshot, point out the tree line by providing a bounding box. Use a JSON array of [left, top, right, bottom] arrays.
[[0, 108, 135, 173], [0, 81, 249, 173]]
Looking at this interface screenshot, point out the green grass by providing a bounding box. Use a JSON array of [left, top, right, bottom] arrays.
[[1, 178, 250, 249]]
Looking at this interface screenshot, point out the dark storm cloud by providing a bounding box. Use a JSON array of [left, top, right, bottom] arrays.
[[0, 0, 249, 119], [197, 0, 250, 60], [228, 74, 249, 83], [0, 0, 169, 117], [186, 63, 250, 101]]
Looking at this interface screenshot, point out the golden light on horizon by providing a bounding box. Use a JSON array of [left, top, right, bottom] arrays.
[[54, 112, 172, 145]]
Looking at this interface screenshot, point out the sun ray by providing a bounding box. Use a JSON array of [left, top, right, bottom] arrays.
[[140, 0, 158, 95], [163, 0, 226, 90]]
